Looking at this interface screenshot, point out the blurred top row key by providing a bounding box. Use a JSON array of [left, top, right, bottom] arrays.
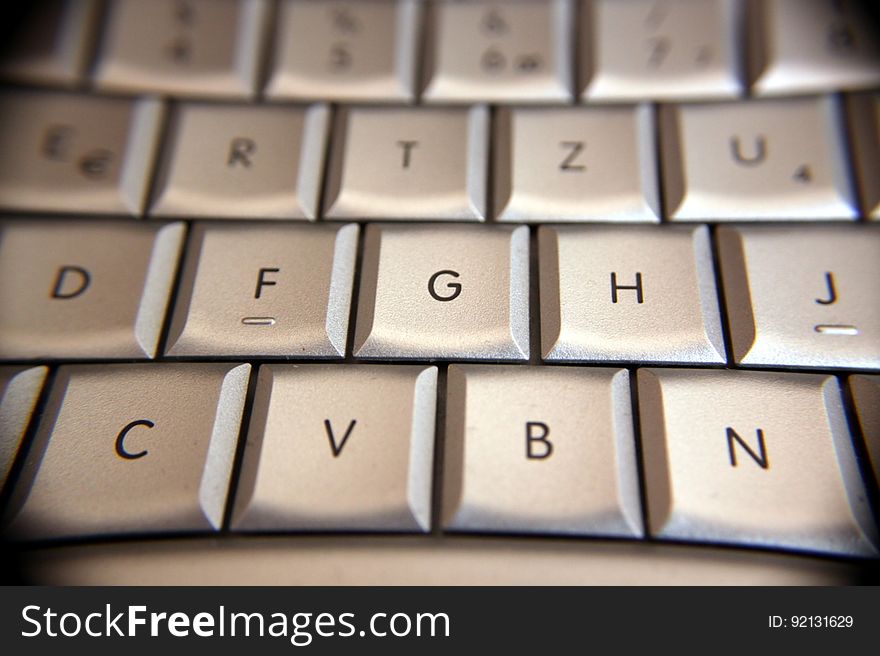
[[1, 0, 878, 102]]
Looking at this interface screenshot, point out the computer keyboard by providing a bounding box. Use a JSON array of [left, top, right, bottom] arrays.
[[0, 0, 879, 585]]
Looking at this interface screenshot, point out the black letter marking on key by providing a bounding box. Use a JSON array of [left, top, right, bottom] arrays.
[[481, 9, 508, 35], [827, 22, 857, 53], [228, 138, 256, 168], [610, 272, 644, 304], [726, 427, 769, 469], [397, 140, 418, 169], [815, 271, 838, 305], [646, 36, 671, 67], [325, 419, 356, 457], [255, 267, 280, 299], [526, 421, 553, 460], [174, 0, 196, 27], [428, 270, 462, 302], [793, 164, 812, 184], [559, 141, 586, 172], [166, 37, 192, 64], [332, 8, 359, 34], [481, 47, 506, 73], [42, 125, 75, 161], [78, 149, 114, 179], [730, 135, 767, 166], [329, 43, 353, 70], [51, 266, 91, 299], [115, 419, 154, 460]]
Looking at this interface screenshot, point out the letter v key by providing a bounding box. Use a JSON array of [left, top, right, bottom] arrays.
[[324, 419, 357, 457]]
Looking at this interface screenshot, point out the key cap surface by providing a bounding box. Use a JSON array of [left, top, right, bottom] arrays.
[[749, 0, 880, 96], [849, 374, 880, 488], [4, 363, 250, 539], [494, 106, 660, 222], [443, 365, 642, 537], [717, 225, 880, 369], [539, 225, 725, 364], [266, 0, 420, 102], [638, 368, 878, 557], [150, 103, 329, 220], [0, 220, 184, 360], [353, 224, 529, 360], [93, 0, 269, 98], [0, 91, 163, 215], [661, 96, 858, 221], [165, 222, 358, 357], [231, 364, 437, 532], [323, 106, 488, 221], [0, 366, 48, 488], [422, 0, 572, 103], [581, 0, 741, 101]]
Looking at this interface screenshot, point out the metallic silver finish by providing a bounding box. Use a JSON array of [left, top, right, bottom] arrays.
[[749, 0, 880, 96], [231, 364, 437, 532], [847, 93, 880, 220], [443, 365, 642, 537], [581, 0, 741, 101], [0, 366, 48, 487], [266, 0, 420, 102], [539, 225, 726, 364], [93, 0, 270, 98], [0, 0, 100, 87], [353, 224, 529, 360], [0, 220, 185, 360], [661, 96, 858, 221], [849, 374, 880, 487], [323, 106, 488, 221], [638, 368, 879, 557], [165, 222, 358, 357], [0, 91, 164, 216], [22, 537, 861, 585], [4, 363, 250, 539], [422, 0, 572, 103], [150, 103, 329, 220], [717, 225, 880, 369], [494, 105, 660, 222]]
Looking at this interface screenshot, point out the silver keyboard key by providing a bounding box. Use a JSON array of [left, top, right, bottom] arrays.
[[422, 0, 572, 104], [581, 0, 741, 101], [849, 375, 880, 488], [323, 106, 488, 221], [538, 225, 725, 364], [165, 222, 358, 357], [661, 96, 858, 221], [638, 368, 878, 557], [717, 225, 880, 369], [0, 0, 100, 87], [749, 0, 880, 96], [0, 220, 184, 360], [494, 105, 660, 222], [266, 0, 420, 102], [93, 0, 269, 98], [354, 224, 529, 360], [231, 364, 437, 532], [847, 92, 880, 220], [0, 366, 48, 488], [0, 91, 163, 215], [4, 363, 250, 539], [150, 103, 329, 220], [442, 365, 642, 537]]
